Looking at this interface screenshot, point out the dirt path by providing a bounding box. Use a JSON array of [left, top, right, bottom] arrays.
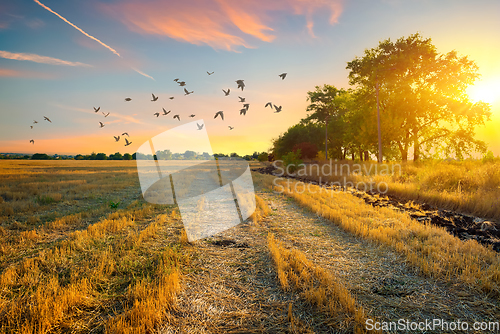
[[170, 187, 500, 333]]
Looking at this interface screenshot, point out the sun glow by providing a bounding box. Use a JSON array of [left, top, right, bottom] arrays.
[[468, 78, 500, 104]]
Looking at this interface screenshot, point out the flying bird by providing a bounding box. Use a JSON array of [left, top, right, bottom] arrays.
[[279, 73, 287, 80], [184, 88, 194, 95], [197, 123, 204, 130], [94, 107, 100, 112], [114, 136, 120, 142], [240, 108, 247, 116], [274, 105, 282, 113], [243, 103, 250, 110], [44, 116, 51, 123], [207, 71, 214, 75], [30, 139, 34, 144], [162, 108, 171, 115], [265, 102, 273, 108], [99, 122, 105, 128], [30, 126, 33, 129], [173, 78, 179, 82], [238, 96, 245, 102], [169, 96, 174, 100], [154, 112, 160, 117], [236, 80, 245, 91], [178, 81, 186, 86], [151, 94, 158, 101], [125, 98, 132, 101], [189, 114, 195, 117], [122, 132, 129, 137], [125, 138, 132, 146], [222, 89, 230, 96], [33, 120, 38, 124], [214, 111, 224, 120], [102, 112, 110, 117], [173, 115, 180, 121], [228, 126, 234, 130]]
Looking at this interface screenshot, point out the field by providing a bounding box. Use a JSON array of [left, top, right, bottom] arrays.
[[1, 160, 499, 333]]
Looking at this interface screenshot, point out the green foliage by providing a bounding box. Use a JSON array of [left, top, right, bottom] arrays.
[[282, 150, 303, 173], [482, 150, 496, 163], [258, 152, 269, 162], [31, 153, 52, 160], [109, 201, 120, 209], [272, 121, 324, 159]]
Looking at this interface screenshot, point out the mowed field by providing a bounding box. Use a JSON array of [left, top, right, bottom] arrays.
[[1, 160, 500, 333]]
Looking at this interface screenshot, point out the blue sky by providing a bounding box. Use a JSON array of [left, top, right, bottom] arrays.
[[1, 0, 499, 156]]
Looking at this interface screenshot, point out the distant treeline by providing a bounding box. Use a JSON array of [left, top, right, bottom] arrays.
[[0, 150, 270, 161]]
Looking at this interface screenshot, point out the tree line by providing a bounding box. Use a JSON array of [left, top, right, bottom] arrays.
[[272, 33, 491, 162]]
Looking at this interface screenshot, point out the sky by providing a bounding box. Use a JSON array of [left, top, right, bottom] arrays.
[[0, 0, 499, 157]]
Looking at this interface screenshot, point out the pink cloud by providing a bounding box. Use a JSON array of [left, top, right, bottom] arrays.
[[103, 0, 343, 51]]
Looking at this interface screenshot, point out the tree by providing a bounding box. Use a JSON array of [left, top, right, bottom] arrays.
[[109, 152, 123, 160], [123, 153, 133, 160], [346, 33, 491, 161], [31, 153, 51, 160], [95, 153, 107, 160], [272, 120, 324, 158], [184, 150, 197, 160], [292, 142, 318, 160]]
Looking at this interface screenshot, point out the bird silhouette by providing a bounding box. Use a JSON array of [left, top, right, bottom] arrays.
[[184, 88, 194, 95], [33, 120, 38, 124], [236, 80, 245, 91], [214, 111, 224, 120], [274, 105, 282, 113], [207, 71, 214, 75], [279, 73, 287, 80], [240, 108, 247, 116], [154, 112, 160, 117], [228, 126, 234, 130], [197, 123, 204, 130], [189, 114, 195, 117], [125, 98, 132, 101], [162, 108, 171, 115], [169, 96, 174, 100], [125, 138, 132, 146], [94, 107, 100, 112], [122, 132, 129, 137], [222, 89, 230, 96], [99, 122, 105, 128], [30, 139, 34, 144], [173, 78, 179, 82], [173, 115, 180, 121], [44, 116, 51, 123], [151, 94, 158, 101], [178, 81, 186, 86], [114, 136, 120, 142], [102, 112, 110, 117], [30, 126, 33, 129], [238, 96, 245, 102], [265, 102, 273, 108], [243, 103, 250, 110]]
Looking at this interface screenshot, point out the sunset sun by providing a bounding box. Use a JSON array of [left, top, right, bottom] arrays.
[[468, 79, 500, 104]]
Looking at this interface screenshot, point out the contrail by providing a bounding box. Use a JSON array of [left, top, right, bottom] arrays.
[[0, 50, 91, 67], [132, 67, 155, 81], [34, 0, 121, 57]]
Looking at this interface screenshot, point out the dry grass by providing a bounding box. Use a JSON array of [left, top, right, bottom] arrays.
[[0, 204, 184, 333], [281, 159, 500, 219], [267, 232, 370, 334], [269, 175, 500, 297]]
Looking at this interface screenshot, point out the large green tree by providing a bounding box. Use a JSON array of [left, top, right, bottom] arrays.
[[346, 33, 491, 161]]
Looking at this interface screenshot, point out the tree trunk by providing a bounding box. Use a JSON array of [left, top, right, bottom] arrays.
[[413, 139, 420, 162], [398, 142, 408, 162], [351, 152, 355, 161]]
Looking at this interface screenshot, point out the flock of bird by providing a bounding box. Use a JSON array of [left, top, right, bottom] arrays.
[[29, 71, 287, 146]]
